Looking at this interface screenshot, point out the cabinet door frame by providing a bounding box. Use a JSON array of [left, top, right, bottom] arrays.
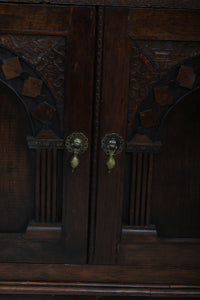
[[0, 3, 96, 264], [92, 7, 200, 268]]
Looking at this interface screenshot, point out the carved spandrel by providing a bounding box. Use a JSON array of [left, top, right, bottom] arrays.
[[127, 41, 200, 139], [0, 46, 60, 137], [0, 35, 65, 126], [0, 35, 59, 65]]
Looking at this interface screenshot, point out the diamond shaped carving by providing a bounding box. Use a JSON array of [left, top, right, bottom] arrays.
[[22, 77, 43, 98], [2, 57, 22, 80], [32, 102, 56, 122], [154, 86, 174, 106], [176, 65, 196, 89]]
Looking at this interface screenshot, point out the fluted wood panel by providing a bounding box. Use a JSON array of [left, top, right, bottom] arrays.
[[35, 149, 61, 223], [129, 153, 153, 226]]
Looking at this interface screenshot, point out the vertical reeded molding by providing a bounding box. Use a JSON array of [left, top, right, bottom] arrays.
[[46, 149, 52, 223], [88, 6, 104, 264], [34, 149, 59, 223], [35, 149, 41, 223], [129, 152, 154, 227], [146, 153, 153, 225], [41, 149, 46, 223], [52, 149, 58, 223]]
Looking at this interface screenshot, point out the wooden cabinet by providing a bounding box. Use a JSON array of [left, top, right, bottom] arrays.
[[0, 1, 199, 298]]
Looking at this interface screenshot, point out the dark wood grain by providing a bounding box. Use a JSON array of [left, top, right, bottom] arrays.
[[0, 4, 71, 34], [129, 9, 200, 41], [0, 263, 199, 286], [151, 88, 200, 238], [0, 2, 200, 297], [121, 226, 158, 244], [117, 242, 200, 267], [89, 6, 105, 264], [94, 7, 130, 264], [0, 81, 34, 233], [0, 0, 200, 8], [62, 7, 96, 264], [0, 286, 200, 297]]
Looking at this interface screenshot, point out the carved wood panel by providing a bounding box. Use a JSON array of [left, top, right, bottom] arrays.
[[33, 149, 63, 224], [0, 4, 96, 265], [0, 35, 65, 132], [0, 46, 61, 138], [127, 41, 200, 140]]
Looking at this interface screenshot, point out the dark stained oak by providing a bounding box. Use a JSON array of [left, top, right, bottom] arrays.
[[151, 89, 200, 237], [129, 9, 200, 41], [62, 7, 96, 264], [0, 1, 200, 298], [0, 4, 71, 34], [93, 7, 130, 264], [0, 5, 96, 264]]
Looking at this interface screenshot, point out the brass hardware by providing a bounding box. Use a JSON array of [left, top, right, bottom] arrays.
[[65, 132, 88, 172], [101, 133, 124, 173]]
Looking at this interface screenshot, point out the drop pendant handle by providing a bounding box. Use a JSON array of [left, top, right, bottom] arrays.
[[101, 133, 124, 173], [65, 132, 88, 172]]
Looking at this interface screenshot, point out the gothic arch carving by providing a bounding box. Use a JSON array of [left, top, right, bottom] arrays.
[[128, 55, 200, 150]]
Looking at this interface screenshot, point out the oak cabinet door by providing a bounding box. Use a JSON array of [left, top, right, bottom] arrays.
[[93, 7, 200, 271], [0, 4, 96, 264]]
